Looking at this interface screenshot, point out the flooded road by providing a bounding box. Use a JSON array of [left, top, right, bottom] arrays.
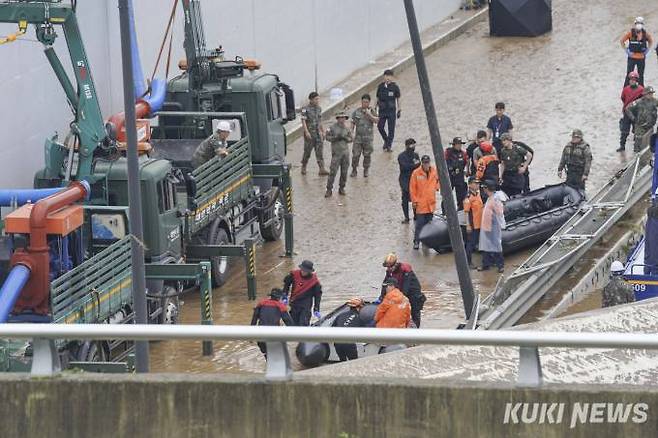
[[151, 0, 658, 373]]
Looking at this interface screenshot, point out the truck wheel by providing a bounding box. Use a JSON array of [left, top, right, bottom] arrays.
[[260, 191, 284, 241], [78, 341, 109, 362], [209, 227, 231, 287]]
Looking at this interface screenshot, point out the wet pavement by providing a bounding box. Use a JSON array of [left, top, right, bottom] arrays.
[[150, 0, 658, 373]]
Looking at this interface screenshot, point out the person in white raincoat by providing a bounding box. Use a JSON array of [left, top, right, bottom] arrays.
[[478, 179, 505, 273]]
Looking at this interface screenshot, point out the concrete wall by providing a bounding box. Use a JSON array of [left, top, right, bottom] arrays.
[[0, 0, 458, 189], [1, 374, 657, 438]]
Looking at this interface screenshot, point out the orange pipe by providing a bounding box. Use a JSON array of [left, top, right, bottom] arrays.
[[28, 181, 89, 252], [107, 99, 151, 142]]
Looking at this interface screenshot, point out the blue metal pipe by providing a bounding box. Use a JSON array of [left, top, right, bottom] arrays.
[[128, 0, 147, 99], [0, 187, 64, 207], [143, 78, 166, 114], [0, 265, 31, 323]]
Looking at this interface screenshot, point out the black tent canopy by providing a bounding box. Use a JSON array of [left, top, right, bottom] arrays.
[[489, 0, 552, 37]]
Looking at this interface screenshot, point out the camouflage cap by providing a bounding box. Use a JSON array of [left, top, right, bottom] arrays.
[[335, 110, 349, 119], [571, 129, 583, 138], [643, 86, 655, 95], [500, 132, 513, 141]]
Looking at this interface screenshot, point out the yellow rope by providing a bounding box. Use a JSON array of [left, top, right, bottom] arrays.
[[0, 20, 27, 46]]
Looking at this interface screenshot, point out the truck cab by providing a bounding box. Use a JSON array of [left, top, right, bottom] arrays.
[[165, 70, 295, 167]]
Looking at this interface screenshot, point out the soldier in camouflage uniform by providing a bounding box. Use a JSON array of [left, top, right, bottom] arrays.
[[350, 94, 379, 178], [602, 260, 635, 307], [325, 111, 353, 197], [301, 92, 328, 176], [557, 129, 592, 190], [191, 120, 231, 168], [499, 132, 531, 197], [625, 86, 658, 152]]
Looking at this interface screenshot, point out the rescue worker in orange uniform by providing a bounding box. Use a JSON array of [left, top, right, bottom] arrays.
[[381, 253, 426, 327], [282, 260, 323, 326], [620, 17, 654, 86], [374, 278, 411, 328], [463, 176, 484, 268], [250, 288, 294, 357], [409, 155, 439, 250], [475, 142, 500, 203]]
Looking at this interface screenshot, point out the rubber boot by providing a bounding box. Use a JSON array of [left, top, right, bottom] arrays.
[[350, 168, 357, 177], [301, 163, 307, 175], [318, 162, 329, 176], [339, 187, 346, 196], [324, 189, 332, 198], [363, 168, 369, 178]]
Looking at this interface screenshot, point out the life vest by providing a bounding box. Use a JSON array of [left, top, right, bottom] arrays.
[[387, 262, 413, 289], [445, 148, 467, 176], [290, 269, 320, 302], [476, 155, 500, 181], [257, 298, 287, 312], [629, 29, 648, 53]]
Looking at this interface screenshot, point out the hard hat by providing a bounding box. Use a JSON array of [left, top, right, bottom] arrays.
[[635, 17, 645, 25], [479, 141, 493, 153], [346, 298, 364, 308], [610, 260, 625, 274], [571, 129, 583, 138], [382, 253, 398, 267], [216, 120, 232, 132], [628, 71, 640, 80]]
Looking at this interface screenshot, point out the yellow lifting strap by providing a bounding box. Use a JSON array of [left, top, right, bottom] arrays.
[[0, 20, 27, 45]]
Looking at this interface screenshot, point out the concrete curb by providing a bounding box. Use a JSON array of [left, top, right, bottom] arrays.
[[285, 8, 489, 145]]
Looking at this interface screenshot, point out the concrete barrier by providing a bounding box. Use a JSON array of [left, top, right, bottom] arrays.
[[1, 373, 656, 438]]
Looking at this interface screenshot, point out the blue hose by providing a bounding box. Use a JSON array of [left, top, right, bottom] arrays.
[[128, 0, 147, 99], [143, 78, 167, 113], [0, 265, 31, 323], [0, 188, 64, 207]]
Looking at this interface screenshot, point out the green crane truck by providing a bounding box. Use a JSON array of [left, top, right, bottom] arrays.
[[1, 0, 293, 300]]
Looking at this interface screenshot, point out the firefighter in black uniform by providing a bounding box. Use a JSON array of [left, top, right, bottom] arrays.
[[250, 288, 294, 357], [397, 138, 421, 223], [282, 260, 323, 326], [331, 298, 365, 361], [380, 253, 426, 328], [445, 137, 469, 210]]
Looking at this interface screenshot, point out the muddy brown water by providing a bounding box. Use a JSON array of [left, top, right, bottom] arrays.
[[150, 0, 658, 373]]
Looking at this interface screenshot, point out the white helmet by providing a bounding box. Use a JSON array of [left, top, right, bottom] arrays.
[[216, 120, 232, 133], [611, 260, 625, 274], [635, 16, 645, 25]]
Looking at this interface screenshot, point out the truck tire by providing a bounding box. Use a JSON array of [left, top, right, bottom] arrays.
[[209, 227, 231, 287], [77, 340, 109, 362], [260, 190, 284, 241]]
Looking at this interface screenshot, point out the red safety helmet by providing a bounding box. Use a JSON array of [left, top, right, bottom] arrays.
[[628, 71, 640, 80], [480, 141, 494, 154]]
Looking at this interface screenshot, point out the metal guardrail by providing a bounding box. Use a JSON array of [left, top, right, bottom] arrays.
[[2, 324, 658, 385]]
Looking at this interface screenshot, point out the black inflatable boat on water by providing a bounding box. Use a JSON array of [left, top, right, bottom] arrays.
[[418, 183, 586, 254], [295, 303, 408, 367]]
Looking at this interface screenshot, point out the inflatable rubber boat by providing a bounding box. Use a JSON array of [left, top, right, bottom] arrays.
[[295, 302, 408, 367], [418, 183, 586, 254]]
